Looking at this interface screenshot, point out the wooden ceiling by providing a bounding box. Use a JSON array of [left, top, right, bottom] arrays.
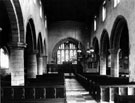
[[41, 0, 104, 25]]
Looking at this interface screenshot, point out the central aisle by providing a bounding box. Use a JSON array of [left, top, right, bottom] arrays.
[[65, 77, 97, 103]]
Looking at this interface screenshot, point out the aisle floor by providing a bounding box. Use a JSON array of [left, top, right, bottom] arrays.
[[65, 77, 97, 103]]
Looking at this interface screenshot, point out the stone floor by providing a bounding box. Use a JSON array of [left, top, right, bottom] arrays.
[[65, 77, 97, 103]]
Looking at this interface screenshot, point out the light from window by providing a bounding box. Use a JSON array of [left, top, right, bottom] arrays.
[[33, 0, 36, 4], [57, 42, 77, 64], [102, 5, 106, 22], [114, 0, 120, 8], [45, 16, 47, 28], [39, 0, 43, 18], [40, 7, 42, 18], [0, 48, 9, 69], [94, 16, 97, 31]]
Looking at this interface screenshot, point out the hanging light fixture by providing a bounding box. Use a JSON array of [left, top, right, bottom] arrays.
[[77, 42, 82, 53], [90, 47, 94, 53], [86, 42, 91, 53], [0, 27, 2, 32]]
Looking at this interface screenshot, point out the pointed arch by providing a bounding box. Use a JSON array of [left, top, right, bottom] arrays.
[[110, 15, 129, 77], [28, 18, 37, 50], [38, 33, 43, 54], [44, 39, 47, 55], [110, 15, 129, 49], [25, 21, 35, 52], [0, 0, 24, 43], [52, 37, 85, 58], [100, 29, 110, 55], [92, 37, 99, 54], [12, 0, 24, 42]]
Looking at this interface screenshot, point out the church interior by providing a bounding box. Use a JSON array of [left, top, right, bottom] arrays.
[[0, 0, 135, 103]]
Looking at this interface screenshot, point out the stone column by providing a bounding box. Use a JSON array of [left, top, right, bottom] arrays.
[[100, 53, 107, 75], [37, 54, 44, 75], [26, 50, 38, 78], [109, 49, 120, 77], [0, 75, 1, 101], [9, 43, 26, 86], [129, 51, 135, 82], [43, 56, 47, 74]]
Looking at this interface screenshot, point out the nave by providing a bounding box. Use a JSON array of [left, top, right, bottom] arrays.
[[1, 72, 135, 103]]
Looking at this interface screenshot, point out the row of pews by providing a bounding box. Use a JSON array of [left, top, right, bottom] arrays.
[[75, 73, 135, 103], [1, 73, 66, 103]]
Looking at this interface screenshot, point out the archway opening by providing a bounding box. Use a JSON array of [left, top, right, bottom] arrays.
[[119, 22, 129, 77], [24, 20, 37, 78], [51, 38, 84, 74], [38, 33, 43, 54], [37, 33, 44, 75], [92, 37, 100, 72], [100, 30, 110, 75], [111, 16, 129, 77]]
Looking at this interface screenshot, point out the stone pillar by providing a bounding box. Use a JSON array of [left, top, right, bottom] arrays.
[[37, 54, 44, 75], [26, 50, 38, 78], [9, 43, 26, 86], [0, 75, 2, 101], [129, 52, 135, 82], [43, 56, 47, 74], [110, 49, 120, 77], [100, 53, 106, 75]]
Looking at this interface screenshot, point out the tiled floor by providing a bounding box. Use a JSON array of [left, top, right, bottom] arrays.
[[65, 78, 97, 103]]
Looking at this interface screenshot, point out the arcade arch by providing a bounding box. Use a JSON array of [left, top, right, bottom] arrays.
[[110, 16, 129, 77], [100, 30, 110, 75]]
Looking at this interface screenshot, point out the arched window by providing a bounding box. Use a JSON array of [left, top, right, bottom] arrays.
[[57, 42, 77, 64], [94, 16, 97, 31], [102, 4, 106, 22], [114, 0, 120, 8], [0, 47, 9, 75], [39, 1, 43, 18]]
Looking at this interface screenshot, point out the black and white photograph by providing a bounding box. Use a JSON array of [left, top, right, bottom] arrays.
[[0, 0, 135, 103]]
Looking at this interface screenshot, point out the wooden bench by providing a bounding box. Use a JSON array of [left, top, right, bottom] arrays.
[[1, 85, 66, 103], [114, 95, 135, 103], [75, 73, 135, 103], [2, 74, 66, 103]]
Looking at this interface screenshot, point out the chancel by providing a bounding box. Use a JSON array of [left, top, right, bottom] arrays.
[[1, 0, 135, 103]]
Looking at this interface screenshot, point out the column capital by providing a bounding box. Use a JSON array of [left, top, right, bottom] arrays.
[[43, 55, 48, 58], [8, 42, 27, 49], [100, 51, 104, 56], [25, 50, 39, 54], [37, 53, 45, 57], [100, 51, 106, 58], [109, 48, 121, 54]]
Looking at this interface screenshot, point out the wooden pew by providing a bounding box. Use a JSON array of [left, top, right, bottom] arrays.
[[1, 85, 66, 103], [2, 74, 66, 103], [114, 95, 135, 103], [26, 74, 64, 86], [99, 85, 135, 103], [75, 73, 135, 103]]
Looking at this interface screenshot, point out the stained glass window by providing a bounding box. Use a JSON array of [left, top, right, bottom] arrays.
[[57, 42, 77, 64]]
